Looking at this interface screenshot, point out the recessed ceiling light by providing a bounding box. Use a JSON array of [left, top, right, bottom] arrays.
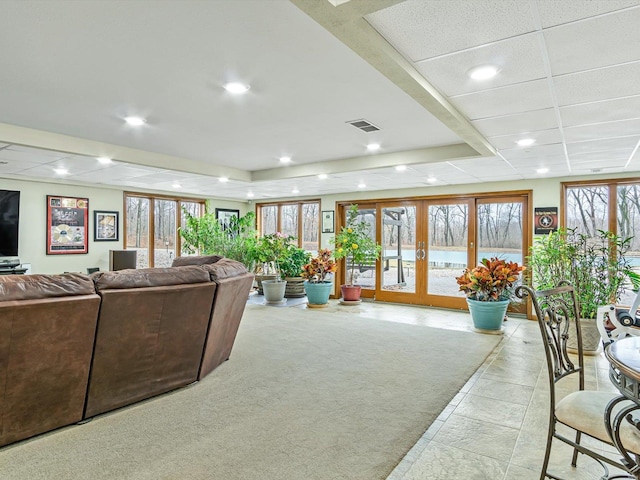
[[219, 177, 229, 183], [54, 168, 68, 175], [223, 82, 250, 94], [427, 177, 437, 183], [247, 192, 255, 198], [395, 165, 407, 172], [292, 188, 300, 194], [468, 65, 500, 81], [357, 183, 366, 188], [517, 138, 536, 147], [279, 156, 291, 164], [318, 173, 328, 180], [366, 143, 381, 152], [97, 156, 112, 164], [172, 183, 181, 188], [537, 167, 549, 174], [124, 116, 146, 126]]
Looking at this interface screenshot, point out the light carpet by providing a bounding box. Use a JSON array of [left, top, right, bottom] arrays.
[[0, 304, 500, 480]]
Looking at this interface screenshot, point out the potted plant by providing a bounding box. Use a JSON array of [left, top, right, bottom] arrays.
[[456, 257, 526, 333], [332, 204, 382, 302], [256, 232, 294, 304], [280, 245, 312, 298], [301, 249, 337, 307], [179, 205, 258, 270], [527, 227, 637, 352]]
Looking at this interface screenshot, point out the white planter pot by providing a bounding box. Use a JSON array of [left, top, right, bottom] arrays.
[[262, 280, 287, 304]]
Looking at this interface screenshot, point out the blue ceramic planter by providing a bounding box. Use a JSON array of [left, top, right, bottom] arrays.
[[466, 298, 509, 332], [303, 281, 332, 306]]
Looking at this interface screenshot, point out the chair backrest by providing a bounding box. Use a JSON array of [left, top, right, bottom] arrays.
[[516, 282, 585, 405]]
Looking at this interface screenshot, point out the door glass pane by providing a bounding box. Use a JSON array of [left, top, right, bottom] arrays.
[[280, 204, 298, 239], [566, 185, 609, 236], [126, 196, 150, 268], [381, 206, 415, 293], [428, 203, 468, 296], [618, 184, 640, 305], [477, 202, 523, 265], [347, 207, 377, 290], [154, 199, 176, 268], [302, 203, 319, 252], [179, 201, 201, 256], [261, 206, 277, 235]]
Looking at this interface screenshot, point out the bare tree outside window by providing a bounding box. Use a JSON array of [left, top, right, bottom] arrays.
[[566, 186, 608, 236]]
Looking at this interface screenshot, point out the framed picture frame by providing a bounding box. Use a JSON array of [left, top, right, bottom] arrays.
[[322, 210, 334, 233], [215, 208, 240, 231], [94, 210, 119, 241], [46, 195, 89, 255]]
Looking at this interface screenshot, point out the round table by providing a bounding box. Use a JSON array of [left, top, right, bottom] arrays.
[[605, 336, 640, 478]]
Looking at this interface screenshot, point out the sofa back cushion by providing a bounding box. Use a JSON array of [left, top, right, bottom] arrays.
[[202, 258, 249, 281], [171, 255, 222, 267], [93, 265, 210, 291], [0, 273, 96, 301]]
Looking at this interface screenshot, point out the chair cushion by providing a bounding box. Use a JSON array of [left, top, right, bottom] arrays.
[[556, 390, 640, 455]]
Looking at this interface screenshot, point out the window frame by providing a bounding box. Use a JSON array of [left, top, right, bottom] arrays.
[[124, 192, 205, 267], [255, 200, 321, 251]]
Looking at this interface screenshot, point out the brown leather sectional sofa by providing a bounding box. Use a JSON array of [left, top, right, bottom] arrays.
[[0, 256, 253, 448]]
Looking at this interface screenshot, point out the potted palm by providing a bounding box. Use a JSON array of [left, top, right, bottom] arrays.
[[332, 205, 382, 302], [527, 227, 637, 352], [301, 249, 337, 307], [180, 206, 258, 270], [456, 257, 526, 334]]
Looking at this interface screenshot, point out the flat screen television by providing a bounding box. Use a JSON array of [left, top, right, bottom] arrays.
[[0, 190, 20, 257]]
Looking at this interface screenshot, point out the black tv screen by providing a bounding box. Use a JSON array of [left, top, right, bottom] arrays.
[[0, 190, 20, 257]]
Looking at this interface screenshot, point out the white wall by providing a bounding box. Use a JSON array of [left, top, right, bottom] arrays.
[[1, 178, 247, 274]]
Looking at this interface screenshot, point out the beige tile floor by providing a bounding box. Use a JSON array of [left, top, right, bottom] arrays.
[[304, 300, 627, 480]]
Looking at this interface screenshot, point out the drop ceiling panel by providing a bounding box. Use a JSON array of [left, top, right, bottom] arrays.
[[489, 129, 563, 150], [415, 33, 546, 96], [560, 95, 640, 126], [544, 7, 640, 76], [499, 143, 566, 161], [451, 79, 553, 120], [563, 119, 640, 143], [566, 136, 639, 155], [472, 108, 558, 137], [553, 62, 640, 106], [366, 0, 535, 61], [535, 0, 640, 28], [0, 146, 69, 164], [568, 150, 632, 162]]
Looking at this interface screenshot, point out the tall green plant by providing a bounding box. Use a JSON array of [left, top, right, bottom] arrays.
[[527, 227, 636, 319], [179, 205, 258, 270]]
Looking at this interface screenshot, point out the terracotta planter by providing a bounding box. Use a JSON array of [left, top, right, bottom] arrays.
[[341, 284, 362, 302]]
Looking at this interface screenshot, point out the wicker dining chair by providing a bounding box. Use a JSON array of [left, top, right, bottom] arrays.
[[515, 282, 640, 480]]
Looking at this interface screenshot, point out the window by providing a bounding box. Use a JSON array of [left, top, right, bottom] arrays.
[[563, 179, 640, 304], [124, 193, 204, 268], [256, 201, 320, 252]]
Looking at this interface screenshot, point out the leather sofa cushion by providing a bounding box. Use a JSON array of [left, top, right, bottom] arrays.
[[93, 266, 210, 291], [0, 273, 96, 301], [202, 258, 249, 281], [171, 255, 222, 267]]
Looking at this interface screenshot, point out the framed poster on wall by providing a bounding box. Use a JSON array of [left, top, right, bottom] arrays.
[[94, 210, 119, 241], [46, 195, 89, 254]]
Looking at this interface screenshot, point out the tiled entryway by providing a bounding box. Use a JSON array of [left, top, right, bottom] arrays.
[[304, 300, 623, 480]]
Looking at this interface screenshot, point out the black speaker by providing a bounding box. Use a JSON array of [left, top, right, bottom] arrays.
[[109, 250, 137, 271]]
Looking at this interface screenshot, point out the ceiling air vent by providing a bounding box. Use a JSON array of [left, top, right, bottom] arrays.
[[347, 119, 380, 133]]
